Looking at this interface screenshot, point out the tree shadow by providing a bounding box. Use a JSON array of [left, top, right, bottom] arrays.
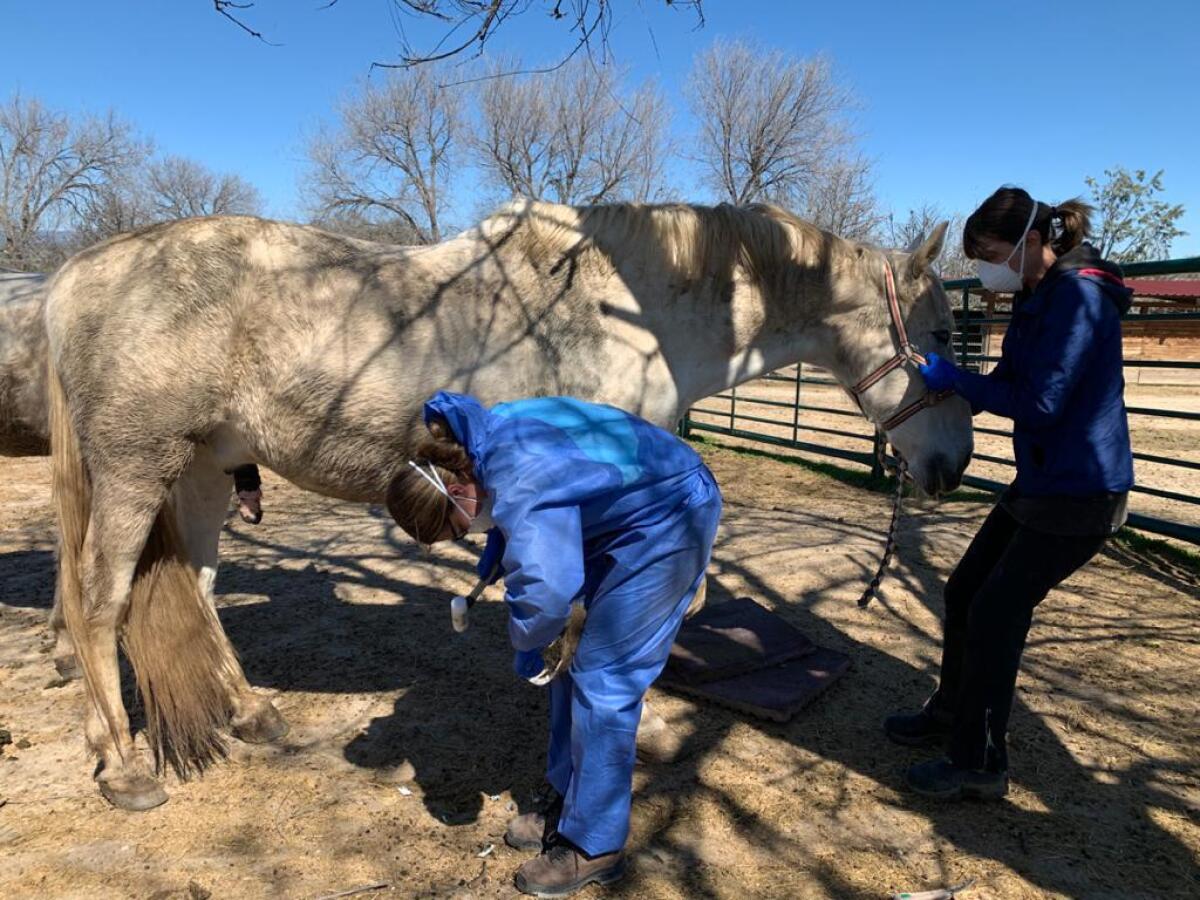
[[207, 485, 1198, 897], [0, 548, 55, 609]]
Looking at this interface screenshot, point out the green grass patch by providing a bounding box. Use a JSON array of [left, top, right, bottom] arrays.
[[1112, 528, 1200, 576]]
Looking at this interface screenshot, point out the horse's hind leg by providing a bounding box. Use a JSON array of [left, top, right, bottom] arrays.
[[76, 481, 170, 810], [173, 447, 288, 744]]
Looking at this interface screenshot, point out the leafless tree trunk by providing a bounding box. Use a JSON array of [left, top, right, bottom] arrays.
[[147, 155, 262, 219], [0, 94, 147, 270], [474, 57, 669, 205], [304, 68, 463, 243], [686, 39, 874, 234]]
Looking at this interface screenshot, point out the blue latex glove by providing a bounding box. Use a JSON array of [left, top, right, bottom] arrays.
[[918, 352, 961, 392], [513, 648, 545, 680]]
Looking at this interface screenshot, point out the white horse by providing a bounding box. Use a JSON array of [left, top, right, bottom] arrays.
[[44, 201, 972, 809], [0, 271, 50, 456]]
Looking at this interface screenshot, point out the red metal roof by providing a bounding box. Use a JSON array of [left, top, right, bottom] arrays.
[[1125, 279, 1200, 300]]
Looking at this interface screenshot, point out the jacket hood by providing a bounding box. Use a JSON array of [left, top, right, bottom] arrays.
[[1042, 243, 1133, 315], [423, 391, 492, 473]]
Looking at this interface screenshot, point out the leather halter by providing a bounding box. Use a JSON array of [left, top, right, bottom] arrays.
[[848, 260, 953, 432]]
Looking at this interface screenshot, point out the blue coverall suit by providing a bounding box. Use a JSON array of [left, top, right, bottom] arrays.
[[424, 392, 723, 857]]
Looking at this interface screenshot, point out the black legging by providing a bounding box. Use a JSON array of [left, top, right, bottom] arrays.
[[934, 504, 1106, 771]]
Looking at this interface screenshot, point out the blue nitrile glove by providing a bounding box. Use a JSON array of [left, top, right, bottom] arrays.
[[477, 528, 506, 584], [513, 648, 545, 680], [918, 352, 961, 393]]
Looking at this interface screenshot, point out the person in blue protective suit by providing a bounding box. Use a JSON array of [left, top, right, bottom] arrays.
[[385, 391, 722, 896], [885, 186, 1134, 800]]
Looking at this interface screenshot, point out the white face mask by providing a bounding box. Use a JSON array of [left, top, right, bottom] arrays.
[[975, 202, 1038, 293], [466, 495, 494, 534]]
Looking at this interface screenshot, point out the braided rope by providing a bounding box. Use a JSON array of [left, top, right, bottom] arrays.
[[858, 447, 908, 609]]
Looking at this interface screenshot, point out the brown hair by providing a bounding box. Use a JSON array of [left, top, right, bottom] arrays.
[[385, 418, 474, 545], [962, 186, 1094, 260]]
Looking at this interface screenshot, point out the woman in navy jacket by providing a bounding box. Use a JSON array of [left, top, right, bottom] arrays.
[[886, 186, 1134, 799]]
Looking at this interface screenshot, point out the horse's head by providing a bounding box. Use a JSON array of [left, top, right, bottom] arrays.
[[828, 223, 973, 496]]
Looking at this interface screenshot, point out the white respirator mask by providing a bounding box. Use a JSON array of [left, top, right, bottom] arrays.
[[975, 201, 1038, 293]]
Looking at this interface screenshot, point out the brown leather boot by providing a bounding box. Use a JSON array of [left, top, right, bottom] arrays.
[[514, 841, 626, 897], [505, 789, 562, 851]]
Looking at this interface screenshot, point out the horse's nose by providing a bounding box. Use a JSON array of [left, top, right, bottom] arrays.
[[923, 453, 963, 496]]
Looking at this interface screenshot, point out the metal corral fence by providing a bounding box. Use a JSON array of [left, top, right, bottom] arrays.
[[683, 256, 1200, 545]]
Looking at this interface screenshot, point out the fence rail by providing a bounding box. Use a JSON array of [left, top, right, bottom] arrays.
[[684, 256, 1200, 545]]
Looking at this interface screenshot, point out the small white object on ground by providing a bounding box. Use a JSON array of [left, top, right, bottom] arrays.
[[397, 786, 412, 796], [450, 595, 470, 632], [477, 844, 495, 858]]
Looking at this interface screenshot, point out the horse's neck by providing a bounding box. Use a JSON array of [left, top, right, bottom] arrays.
[[666, 282, 842, 413]]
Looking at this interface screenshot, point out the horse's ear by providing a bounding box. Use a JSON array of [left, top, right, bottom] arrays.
[[907, 220, 949, 277]]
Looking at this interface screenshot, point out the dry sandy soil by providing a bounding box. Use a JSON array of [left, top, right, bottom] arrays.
[[0, 441, 1197, 899]]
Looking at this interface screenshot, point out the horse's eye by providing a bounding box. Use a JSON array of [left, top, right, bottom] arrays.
[[932, 329, 951, 345]]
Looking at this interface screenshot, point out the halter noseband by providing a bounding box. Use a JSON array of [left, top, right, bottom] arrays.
[[848, 259, 953, 432]]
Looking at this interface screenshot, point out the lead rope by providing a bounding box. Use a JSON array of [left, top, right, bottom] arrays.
[[858, 442, 908, 608]]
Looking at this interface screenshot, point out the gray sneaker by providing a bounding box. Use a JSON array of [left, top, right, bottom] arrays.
[[905, 757, 1008, 800]]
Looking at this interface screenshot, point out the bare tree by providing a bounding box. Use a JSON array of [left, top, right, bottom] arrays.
[[802, 154, 881, 242], [147, 155, 262, 219], [0, 94, 147, 270], [686, 41, 859, 212], [305, 67, 464, 243], [885, 203, 971, 278], [72, 171, 154, 248], [214, 1, 705, 70], [474, 57, 669, 205]]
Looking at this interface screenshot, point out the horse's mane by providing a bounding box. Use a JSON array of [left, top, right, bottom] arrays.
[[480, 200, 874, 297]]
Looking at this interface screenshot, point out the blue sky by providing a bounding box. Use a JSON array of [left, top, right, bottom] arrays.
[[3, 0, 1197, 255]]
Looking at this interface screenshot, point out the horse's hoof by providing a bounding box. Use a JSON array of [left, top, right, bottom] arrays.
[[98, 771, 169, 811], [53, 654, 81, 681], [236, 490, 263, 525], [232, 701, 289, 744], [636, 715, 686, 765]]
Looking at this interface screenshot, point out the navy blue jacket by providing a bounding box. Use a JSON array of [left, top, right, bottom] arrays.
[[956, 244, 1135, 497]]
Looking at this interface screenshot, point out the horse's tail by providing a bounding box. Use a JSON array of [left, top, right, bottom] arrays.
[[123, 501, 240, 777], [49, 358, 121, 754], [51, 361, 237, 777]]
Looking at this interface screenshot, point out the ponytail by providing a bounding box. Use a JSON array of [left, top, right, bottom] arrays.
[[1049, 198, 1093, 254]]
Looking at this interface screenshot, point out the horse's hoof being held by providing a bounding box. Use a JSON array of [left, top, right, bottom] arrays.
[[53, 653, 81, 682], [97, 766, 169, 811], [635, 706, 686, 764], [231, 700, 289, 744], [236, 489, 263, 525]]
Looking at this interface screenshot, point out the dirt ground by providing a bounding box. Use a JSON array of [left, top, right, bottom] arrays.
[[0, 442, 1197, 900]]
